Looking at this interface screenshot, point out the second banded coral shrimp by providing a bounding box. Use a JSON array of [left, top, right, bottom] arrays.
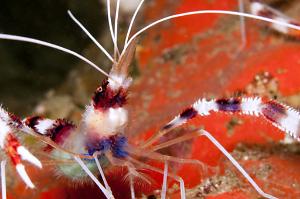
[[1, 0, 300, 198]]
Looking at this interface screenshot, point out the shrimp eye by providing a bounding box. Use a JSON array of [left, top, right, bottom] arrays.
[[92, 79, 127, 110]]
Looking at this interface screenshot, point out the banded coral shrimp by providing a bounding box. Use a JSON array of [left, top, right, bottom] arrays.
[[1, 0, 300, 199]]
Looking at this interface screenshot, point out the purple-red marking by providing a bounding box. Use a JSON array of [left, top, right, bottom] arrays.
[[180, 107, 198, 120], [48, 119, 75, 145], [216, 98, 241, 112], [93, 79, 127, 110], [8, 113, 22, 128], [25, 116, 43, 132], [261, 100, 287, 123]]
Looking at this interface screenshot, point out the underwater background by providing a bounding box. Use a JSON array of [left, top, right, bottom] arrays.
[[0, 0, 300, 198]]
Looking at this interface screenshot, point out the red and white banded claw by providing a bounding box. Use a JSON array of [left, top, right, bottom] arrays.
[[0, 109, 42, 188]]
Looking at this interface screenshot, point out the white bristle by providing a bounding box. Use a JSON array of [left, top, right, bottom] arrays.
[[0, 107, 9, 122], [241, 97, 262, 116], [35, 119, 54, 135], [192, 99, 217, 116], [281, 134, 296, 144], [277, 107, 300, 139]]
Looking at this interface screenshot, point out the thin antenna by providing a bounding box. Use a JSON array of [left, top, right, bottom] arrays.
[[124, 0, 145, 46], [73, 156, 113, 199], [123, 10, 300, 55], [0, 34, 110, 77], [114, 0, 121, 58], [1, 161, 6, 199], [238, 0, 247, 49], [200, 129, 278, 199], [67, 10, 115, 63], [106, 0, 119, 56], [93, 154, 112, 193], [161, 161, 168, 199]]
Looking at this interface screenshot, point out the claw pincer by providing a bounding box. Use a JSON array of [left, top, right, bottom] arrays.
[[0, 109, 42, 188]]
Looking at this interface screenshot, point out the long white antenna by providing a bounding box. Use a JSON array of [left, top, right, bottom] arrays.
[[1, 161, 6, 199], [200, 129, 278, 199], [238, 0, 247, 48], [123, 10, 300, 55], [124, 0, 145, 46], [67, 10, 115, 63], [106, 0, 119, 56], [0, 33, 110, 77], [73, 156, 113, 199], [114, 0, 121, 58]]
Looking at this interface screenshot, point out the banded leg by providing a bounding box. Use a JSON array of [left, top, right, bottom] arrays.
[[143, 97, 300, 147], [24, 116, 75, 146], [21, 116, 91, 160], [139, 97, 293, 198]]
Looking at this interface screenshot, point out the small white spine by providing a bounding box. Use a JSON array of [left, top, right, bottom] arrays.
[[241, 97, 263, 116], [17, 146, 42, 169], [193, 99, 217, 115], [16, 164, 35, 189], [35, 119, 55, 135]]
